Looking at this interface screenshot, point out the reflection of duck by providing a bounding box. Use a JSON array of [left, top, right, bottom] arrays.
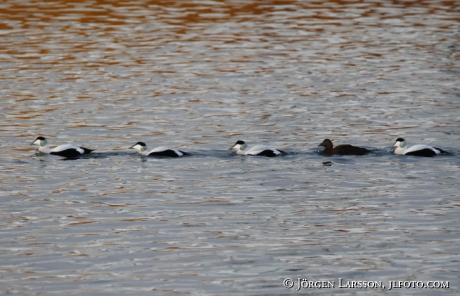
[[319, 139, 369, 155], [392, 138, 449, 157], [129, 142, 188, 157], [31, 136, 94, 158], [229, 140, 286, 157]]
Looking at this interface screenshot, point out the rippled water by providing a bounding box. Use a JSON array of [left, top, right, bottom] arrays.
[[1, 1, 459, 295]]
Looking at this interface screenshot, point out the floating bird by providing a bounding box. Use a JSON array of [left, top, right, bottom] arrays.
[[229, 140, 286, 157], [31, 136, 94, 158], [129, 142, 187, 157], [392, 138, 449, 157], [319, 139, 369, 155]]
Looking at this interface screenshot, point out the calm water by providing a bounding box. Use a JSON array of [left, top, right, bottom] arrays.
[[1, 0, 459, 295]]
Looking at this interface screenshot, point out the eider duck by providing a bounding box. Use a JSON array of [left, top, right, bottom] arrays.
[[319, 139, 369, 155], [31, 136, 94, 158], [129, 142, 187, 157], [392, 138, 449, 157], [229, 140, 286, 157]]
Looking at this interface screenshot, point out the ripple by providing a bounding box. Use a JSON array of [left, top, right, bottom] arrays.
[[0, 0, 459, 295]]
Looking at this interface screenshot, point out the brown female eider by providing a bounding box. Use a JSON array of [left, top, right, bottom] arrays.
[[319, 139, 369, 155]]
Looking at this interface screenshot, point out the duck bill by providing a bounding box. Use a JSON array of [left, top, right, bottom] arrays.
[[228, 145, 235, 150], [129, 144, 135, 149]]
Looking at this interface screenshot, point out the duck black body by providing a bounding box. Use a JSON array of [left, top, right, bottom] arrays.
[[319, 139, 369, 155], [129, 142, 188, 157], [392, 138, 450, 157], [31, 136, 94, 158]]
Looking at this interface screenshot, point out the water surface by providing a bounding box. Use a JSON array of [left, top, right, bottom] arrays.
[[0, 1, 459, 295]]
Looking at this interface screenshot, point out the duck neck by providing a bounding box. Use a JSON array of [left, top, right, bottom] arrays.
[[237, 144, 248, 154], [138, 146, 150, 156], [38, 144, 52, 153], [322, 142, 333, 153], [393, 146, 406, 155]]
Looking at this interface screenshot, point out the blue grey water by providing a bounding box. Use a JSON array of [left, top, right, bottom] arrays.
[[0, 1, 459, 295]]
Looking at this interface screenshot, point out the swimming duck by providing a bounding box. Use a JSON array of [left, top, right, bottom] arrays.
[[229, 140, 286, 157], [392, 138, 449, 157], [319, 139, 369, 155], [129, 142, 188, 157], [31, 136, 94, 158]]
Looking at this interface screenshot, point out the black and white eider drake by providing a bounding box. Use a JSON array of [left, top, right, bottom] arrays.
[[31, 136, 94, 158], [392, 138, 450, 157], [129, 142, 188, 157], [229, 140, 286, 157]]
